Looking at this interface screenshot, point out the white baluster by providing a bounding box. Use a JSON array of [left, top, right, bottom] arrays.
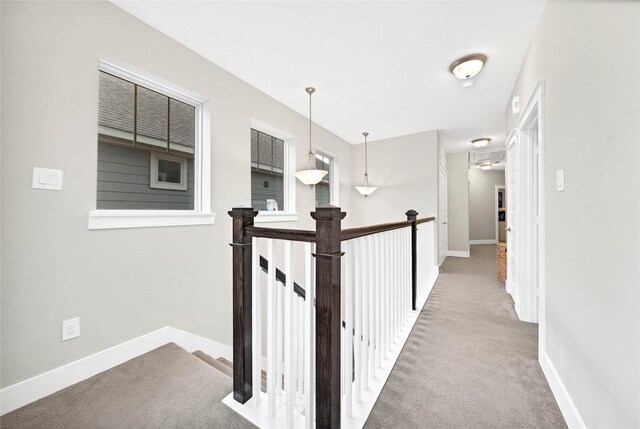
[[375, 234, 381, 363], [252, 238, 262, 406], [284, 241, 295, 428], [267, 239, 277, 417], [344, 240, 354, 416], [362, 236, 370, 390], [297, 296, 304, 401], [354, 238, 362, 403], [304, 242, 314, 429], [277, 264, 284, 397], [369, 235, 376, 378]]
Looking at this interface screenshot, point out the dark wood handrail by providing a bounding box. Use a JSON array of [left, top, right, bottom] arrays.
[[245, 226, 316, 243], [341, 219, 412, 241], [416, 216, 436, 225], [247, 217, 435, 243], [259, 255, 306, 299]]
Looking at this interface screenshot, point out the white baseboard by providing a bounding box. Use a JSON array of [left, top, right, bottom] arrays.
[[539, 350, 586, 429], [0, 326, 232, 415], [447, 250, 469, 258], [469, 239, 498, 245]]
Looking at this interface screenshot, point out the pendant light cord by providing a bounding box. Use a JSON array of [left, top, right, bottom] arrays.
[[363, 132, 370, 187]]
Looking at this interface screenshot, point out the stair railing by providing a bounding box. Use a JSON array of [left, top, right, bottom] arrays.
[[228, 206, 436, 428]]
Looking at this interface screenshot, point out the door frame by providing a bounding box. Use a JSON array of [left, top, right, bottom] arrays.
[[513, 80, 546, 348]]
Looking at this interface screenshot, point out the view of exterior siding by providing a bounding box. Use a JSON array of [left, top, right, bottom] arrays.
[[97, 143, 194, 210], [251, 128, 284, 211], [315, 152, 331, 206], [251, 171, 283, 211]]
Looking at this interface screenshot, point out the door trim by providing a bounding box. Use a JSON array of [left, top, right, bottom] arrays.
[[515, 80, 546, 346]]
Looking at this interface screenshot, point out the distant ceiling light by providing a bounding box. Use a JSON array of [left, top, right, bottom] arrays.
[[449, 54, 487, 80], [472, 137, 491, 148], [462, 80, 474, 88], [355, 132, 378, 197], [294, 87, 328, 186], [480, 163, 492, 170]]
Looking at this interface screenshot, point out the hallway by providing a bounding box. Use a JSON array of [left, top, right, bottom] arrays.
[[365, 245, 566, 428]]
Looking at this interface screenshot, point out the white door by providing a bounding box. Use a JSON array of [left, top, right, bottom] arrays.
[[505, 131, 519, 303], [438, 166, 448, 265]]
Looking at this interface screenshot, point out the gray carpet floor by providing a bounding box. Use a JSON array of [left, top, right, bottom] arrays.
[[365, 244, 567, 429], [1, 343, 255, 429]]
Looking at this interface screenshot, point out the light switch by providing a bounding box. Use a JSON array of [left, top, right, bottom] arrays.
[[32, 167, 63, 190], [556, 169, 565, 192]]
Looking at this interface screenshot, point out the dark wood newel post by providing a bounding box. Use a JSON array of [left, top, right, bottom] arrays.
[[311, 206, 346, 429], [406, 209, 418, 311], [228, 207, 258, 404]]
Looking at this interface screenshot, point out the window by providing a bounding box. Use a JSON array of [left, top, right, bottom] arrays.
[[251, 128, 284, 211], [315, 151, 332, 206], [89, 60, 213, 230], [250, 121, 297, 223]]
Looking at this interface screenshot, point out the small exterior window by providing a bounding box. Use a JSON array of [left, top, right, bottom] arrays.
[[89, 60, 213, 230], [150, 152, 188, 191], [315, 151, 332, 206], [97, 70, 195, 210], [251, 128, 285, 211]]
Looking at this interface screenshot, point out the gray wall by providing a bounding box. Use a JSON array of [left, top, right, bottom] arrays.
[[506, 2, 640, 426], [446, 152, 469, 253], [0, 1, 354, 388], [350, 131, 439, 227], [468, 169, 505, 241]]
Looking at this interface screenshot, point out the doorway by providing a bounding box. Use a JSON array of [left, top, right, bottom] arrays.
[[495, 186, 506, 243], [506, 80, 545, 327], [438, 165, 448, 265]]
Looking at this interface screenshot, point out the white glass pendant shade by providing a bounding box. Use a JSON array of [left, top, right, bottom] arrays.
[[355, 185, 378, 196], [472, 137, 491, 148], [294, 87, 327, 186], [294, 168, 328, 185], [449, 54, 487, 80]]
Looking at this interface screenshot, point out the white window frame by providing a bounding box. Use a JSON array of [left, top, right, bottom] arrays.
[[89, 59, 214, 230], [150, 152, 188, 191], [315, 148, 340, 206], [251, 119, 298, 223]]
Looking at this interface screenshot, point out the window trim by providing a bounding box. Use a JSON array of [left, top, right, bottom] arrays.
[[150, 152, 188, 191], [250, 119, 298, 223], [89, 59, 213, 230]]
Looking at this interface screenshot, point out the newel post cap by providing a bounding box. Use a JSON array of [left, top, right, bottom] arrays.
[[311, 205, 347, 221], [228, 207, 259, 218], [405, 209, 419, 221]]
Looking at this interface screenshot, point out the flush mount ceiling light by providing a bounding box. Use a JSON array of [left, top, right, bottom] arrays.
[[479, 162, 493, 170], [449, 54, 487, 80], [294, 87, 328, 186], [355, 132, 378, 197], [472, 137, 491, 148]]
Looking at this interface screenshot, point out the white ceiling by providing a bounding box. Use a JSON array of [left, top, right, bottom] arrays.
[[112, 1, 545, 153]]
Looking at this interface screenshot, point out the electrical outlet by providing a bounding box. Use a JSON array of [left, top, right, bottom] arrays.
[[512, 96, 520, 115], [62, 317, 80, 341]]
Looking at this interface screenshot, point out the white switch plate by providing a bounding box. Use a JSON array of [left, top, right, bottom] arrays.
[[556, 169, 565, 192], [62, 317, 80, 341], [32, 167, 63, 190]]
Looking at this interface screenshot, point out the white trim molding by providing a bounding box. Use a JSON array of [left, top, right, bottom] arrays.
[[539, 351, 587, 429], [0, 327, 232, 415], [447, 250, 469, 258], [88, 210, 215, 230], [469, 239, 498, 245]]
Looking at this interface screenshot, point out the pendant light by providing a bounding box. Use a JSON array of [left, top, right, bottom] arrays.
[[294, 87, 328, 186], [355, 132, 378, 197], [472, 137, 491, 148]]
